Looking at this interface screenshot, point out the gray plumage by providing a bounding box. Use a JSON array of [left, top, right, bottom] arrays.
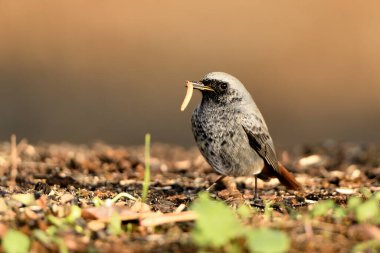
[[191, 72, 280, 178]]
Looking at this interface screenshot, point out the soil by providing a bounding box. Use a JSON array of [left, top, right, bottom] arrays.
[[0, 139, 379, 253]]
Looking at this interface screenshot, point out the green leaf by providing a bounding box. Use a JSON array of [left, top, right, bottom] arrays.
[[66, 205, 82, 223], [53, 238, 69, 253], [237, 204, 252, 219], [263, 200, 275, 221], [225, 242, 243, 253], [356, 198, 380, 224], [108, 212, 122, 235], [46, 226, 58, 236], [333, 207, 347, 221], [191, 192, 244, 247], [347, 196, 362, 210], [47, 215, 64, 227], [311, 200, 335, 217], [246, 228, 290, 253], [92, 196, 104, 207], [2, 229, 31, 253], [33, 229, 51, 245], [373, 191, 380, 200], [360, 187, 372, 199], [353, 239, 380, 253]]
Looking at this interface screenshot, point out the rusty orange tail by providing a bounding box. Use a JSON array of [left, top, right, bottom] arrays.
[[276, 162, 303, 190]]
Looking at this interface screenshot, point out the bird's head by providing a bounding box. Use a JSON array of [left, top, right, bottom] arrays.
[[188, 72, 250, 105]]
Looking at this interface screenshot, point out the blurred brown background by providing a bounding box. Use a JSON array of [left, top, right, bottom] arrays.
[[0, 1, 379, 147]]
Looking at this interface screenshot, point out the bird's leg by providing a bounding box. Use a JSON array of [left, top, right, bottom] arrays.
[[251, 176, 264, 207], [206, 175, 226, 191], [253, 175, 259, 200]]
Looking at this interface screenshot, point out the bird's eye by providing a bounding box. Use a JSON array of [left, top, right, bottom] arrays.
[[221, 83, 228, 90]]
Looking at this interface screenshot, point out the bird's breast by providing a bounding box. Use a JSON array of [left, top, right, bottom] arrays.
[[191, 105, 264, 176]]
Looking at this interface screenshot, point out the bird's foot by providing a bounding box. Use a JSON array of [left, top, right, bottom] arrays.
[[251, 197, 265, 208]]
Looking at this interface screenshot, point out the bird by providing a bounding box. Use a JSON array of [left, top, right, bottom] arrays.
[[188, 72, 301, 199]]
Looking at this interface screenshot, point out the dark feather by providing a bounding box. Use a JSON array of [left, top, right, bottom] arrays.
[[242, 125, 280, 174], [242, 123, 302, 190]]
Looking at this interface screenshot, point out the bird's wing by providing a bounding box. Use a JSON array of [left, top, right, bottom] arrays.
[[241, 114, 280, 173]]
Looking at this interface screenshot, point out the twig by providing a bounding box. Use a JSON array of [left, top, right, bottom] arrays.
[[111, 192, 138, 203], [304, 219, 314, 239], [174, 204, 186, 213], [10, 134, 18, 188], [140, 211, 198, 227]]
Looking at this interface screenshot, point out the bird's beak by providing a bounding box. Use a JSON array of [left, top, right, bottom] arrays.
[[186, 81, 215, 92]]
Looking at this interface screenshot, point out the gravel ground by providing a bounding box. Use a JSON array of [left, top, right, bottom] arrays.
[[0, 139, 379, 252]]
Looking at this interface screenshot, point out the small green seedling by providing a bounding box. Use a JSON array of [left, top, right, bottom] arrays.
[[191, 192, 244, 248], [246, 228, 290, 253], [311, 199, 335, 218], [355, 198, 380, 224], [191, 192, 290, 253], [142, 133, 151, 203], [108, 212, 122, 236]]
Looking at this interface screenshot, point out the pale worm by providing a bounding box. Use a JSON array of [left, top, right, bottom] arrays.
[[180, 81, 193, 111]]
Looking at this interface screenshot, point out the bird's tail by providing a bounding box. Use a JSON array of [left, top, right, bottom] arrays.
[[276, 162, 303, 190]]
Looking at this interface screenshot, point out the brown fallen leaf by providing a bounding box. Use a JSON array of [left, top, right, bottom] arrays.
[[166, 194, 187, 202], [87, 220, 106, 231], [349, 224, 380, 241], [63, 234, 87, 252], [25, 207, 39, 220], [82, 205, 160, 222], [60, 193, 74, 204], [82, 206, 139, 221], [36, 195, 48, 210], [130, 201, 151, 213]]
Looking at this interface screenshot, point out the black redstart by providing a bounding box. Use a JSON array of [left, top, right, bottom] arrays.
[[183, 72, 301, 199]]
